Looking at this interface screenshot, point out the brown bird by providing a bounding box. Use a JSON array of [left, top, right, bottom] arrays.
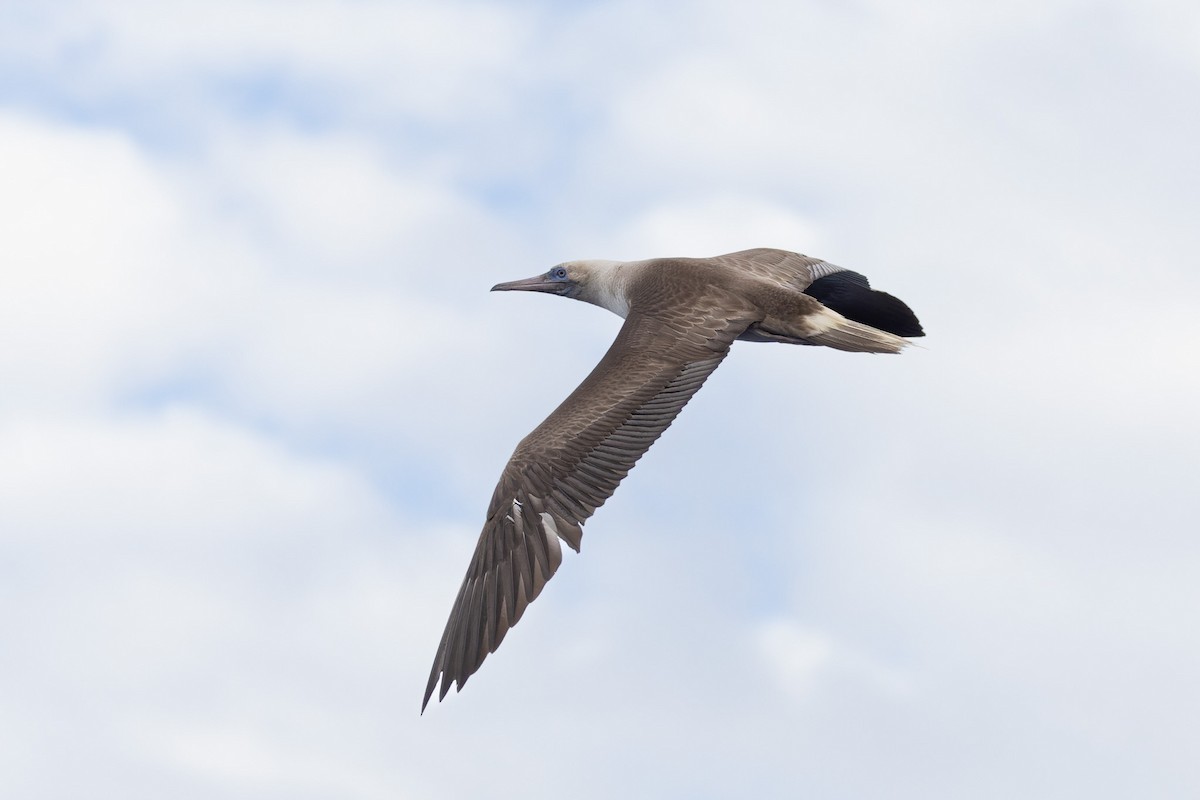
[[422, 248, 923, 711]]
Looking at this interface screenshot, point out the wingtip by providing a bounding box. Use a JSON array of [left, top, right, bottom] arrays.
[[421, 682, 435, 715], [422, 661, 444, 714], [420, 676, 452, 714]]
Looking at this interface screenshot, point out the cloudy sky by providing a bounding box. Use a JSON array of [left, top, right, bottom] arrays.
[[3, 1, 1199, 797]]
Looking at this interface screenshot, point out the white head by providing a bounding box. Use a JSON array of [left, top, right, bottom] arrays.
[[491, 259, 630, 317]]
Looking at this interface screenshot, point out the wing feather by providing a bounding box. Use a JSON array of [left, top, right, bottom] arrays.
[[707, 247, 844, 291], [422, 306, 755, 710]]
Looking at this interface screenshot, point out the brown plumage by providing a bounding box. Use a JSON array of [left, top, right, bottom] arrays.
[[422, 248, 923, 711]]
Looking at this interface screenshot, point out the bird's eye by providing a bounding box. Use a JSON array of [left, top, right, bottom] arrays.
[[551, 266, 568, 280]]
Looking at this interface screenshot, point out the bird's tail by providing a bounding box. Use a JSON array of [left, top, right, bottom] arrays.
[[802, 307, 914, 353]]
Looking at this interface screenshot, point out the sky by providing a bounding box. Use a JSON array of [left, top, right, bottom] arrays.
[[2, 1, 1199, 797]]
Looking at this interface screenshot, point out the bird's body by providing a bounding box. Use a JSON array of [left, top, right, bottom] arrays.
[[422, 248, 923, 711]]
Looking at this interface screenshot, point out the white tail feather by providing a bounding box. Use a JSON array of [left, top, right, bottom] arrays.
[[804, 307, 912, 354]]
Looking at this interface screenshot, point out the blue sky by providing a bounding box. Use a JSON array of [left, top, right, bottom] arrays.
[[2, 1, 1199, 798]]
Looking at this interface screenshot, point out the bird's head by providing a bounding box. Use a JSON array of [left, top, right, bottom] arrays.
[[491, 260, 630, 318], [491, 262, 585, 299]]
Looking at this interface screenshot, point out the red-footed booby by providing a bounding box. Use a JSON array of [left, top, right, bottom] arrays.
[[422, 248, 923, 711]]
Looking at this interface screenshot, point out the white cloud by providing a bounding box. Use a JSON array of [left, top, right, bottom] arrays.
[[0, 406, 472, 798], [0, 111, 534, 453], [756, 619, 913, 704], [609, 195, 825, 259], [0, 113, 194, 410], [196, 127, 517, 272], [755, 619, 835, 700], [3, 0, 530, 122], [0, 408, 388, 544], [4, 1, 1200, 798]]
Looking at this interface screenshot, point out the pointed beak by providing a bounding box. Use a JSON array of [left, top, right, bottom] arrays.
[[491, 274, 560, 293]]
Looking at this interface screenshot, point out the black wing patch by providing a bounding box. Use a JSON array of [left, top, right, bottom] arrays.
[[803, 271, 925, 337]]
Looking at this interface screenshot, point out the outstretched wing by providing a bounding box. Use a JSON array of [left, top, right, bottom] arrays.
[[423, 304, 756, 711]]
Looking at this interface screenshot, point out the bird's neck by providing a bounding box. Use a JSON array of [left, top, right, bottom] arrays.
[[582, 261, 631, 319]]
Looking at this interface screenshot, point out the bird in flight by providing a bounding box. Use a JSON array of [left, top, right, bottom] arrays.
[[422, 248, 923, 711]]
